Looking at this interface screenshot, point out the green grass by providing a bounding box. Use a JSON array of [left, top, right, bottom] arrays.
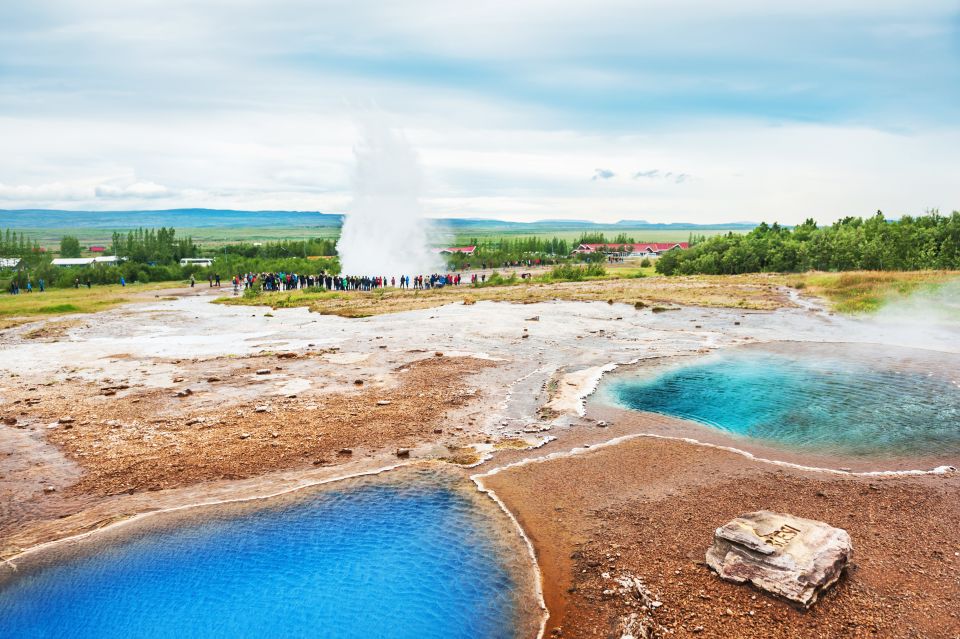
[[12, 226, 744, 252], [0, 282, 175, 318], [449, 228, 737, 245], [37, 303, 81, 313], [784, 271, 960, 313]]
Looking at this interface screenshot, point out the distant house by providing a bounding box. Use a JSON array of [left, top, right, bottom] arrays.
[[52, 256, 124, 267], [572, 242, 689, 258], [435, 246, 477, 256], [0, 257, 21, 269], [179, 258, 213, 267], [89, 246, 106, 253]]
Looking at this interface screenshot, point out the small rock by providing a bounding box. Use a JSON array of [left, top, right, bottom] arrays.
[[435, 351, 444, 357], [255, 369, 271, 375], [43, 486, 56, 494], [173, 376, 185, 382], [396, 448, 411, 458], [58, 416, 75, 424], [376, 400, 392, 406], [706, 510, 852, 607], [271, 431, 279, 438], [277, 352, 297, 359], [338, 448, 353, 456], [207, 376, 221, 383], [239, 433, 251, 439], [2, 416, 16, 426], [526, 316, 540, 321], [597, 420, 608, 427], [255, 405, 270, 413], [175, 388, 193, 397], [354, 379, 364, 385]]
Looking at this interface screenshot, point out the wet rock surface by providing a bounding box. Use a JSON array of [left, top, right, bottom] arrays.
[[705, 510, 851, 607]]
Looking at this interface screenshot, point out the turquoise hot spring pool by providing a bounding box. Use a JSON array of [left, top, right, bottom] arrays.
[[0, 468, 537, 639], [601, 343, 960, 457]]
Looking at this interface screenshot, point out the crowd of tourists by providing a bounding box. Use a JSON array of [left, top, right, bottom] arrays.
[[228, 271, 470, 293], [6, 278, 44, 294]]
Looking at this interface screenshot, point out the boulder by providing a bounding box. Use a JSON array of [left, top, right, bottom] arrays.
[[705, 510, 852, 607]]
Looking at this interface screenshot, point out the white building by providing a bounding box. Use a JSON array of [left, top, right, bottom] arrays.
[[0, 257, 21, 269], [179, 258, 213, 267], [52, 256, 124, 267]]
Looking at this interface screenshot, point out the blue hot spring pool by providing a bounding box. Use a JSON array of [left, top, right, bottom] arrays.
[[0, 469, 537, 639], [602, 343, 960, 457]]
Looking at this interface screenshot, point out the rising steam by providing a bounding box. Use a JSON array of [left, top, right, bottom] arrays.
[[336, 119, 443, 277]]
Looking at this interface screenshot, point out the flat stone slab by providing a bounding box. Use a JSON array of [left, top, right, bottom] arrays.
[[706, 510, 852, 607]]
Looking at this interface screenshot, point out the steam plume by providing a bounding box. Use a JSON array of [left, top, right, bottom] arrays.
[[336, 119, 443, 277]]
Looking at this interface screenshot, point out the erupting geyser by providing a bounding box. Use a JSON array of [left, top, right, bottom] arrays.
[[336, 120, 443, 277]]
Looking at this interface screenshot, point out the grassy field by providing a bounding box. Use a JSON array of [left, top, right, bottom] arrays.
[[9, 227, 342, 250], [10, 226, 742, 252], [3, 268, 953, 326], [448, 228, 735, 244], [0, 282, 177, 322], [783, 271, 960, 313], [216, 269, 960, 318], [216, 269, 786, 318]]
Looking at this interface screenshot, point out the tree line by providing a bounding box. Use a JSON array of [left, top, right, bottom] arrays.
[[656, 211, 960, 275], [0, 229, 42, 257]]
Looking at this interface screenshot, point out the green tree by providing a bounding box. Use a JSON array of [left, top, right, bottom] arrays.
[[60, 235, 82, 258]]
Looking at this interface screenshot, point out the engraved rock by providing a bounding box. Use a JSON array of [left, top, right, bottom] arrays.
[[705, 510, 852, 607]]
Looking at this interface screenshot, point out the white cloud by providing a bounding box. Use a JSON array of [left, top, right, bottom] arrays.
[[0, 180, 92, 202], [0, 1, 957, 222], [95, 181, 177, 199]]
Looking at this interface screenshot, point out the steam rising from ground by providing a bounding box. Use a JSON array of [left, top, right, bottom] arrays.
[[336, 120, 443, 277], [853, 279, 960, 353]]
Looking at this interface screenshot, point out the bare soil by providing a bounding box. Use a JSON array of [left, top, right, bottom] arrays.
[[483, 437, 960, 639]]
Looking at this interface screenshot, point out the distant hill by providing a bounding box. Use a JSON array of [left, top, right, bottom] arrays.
[[0, 209, 344, 230], [0, 209, 756, 232]]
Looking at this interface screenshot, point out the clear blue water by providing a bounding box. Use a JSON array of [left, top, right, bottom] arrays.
[[605, 346, 960, 456], [0, 471, 530, 639]]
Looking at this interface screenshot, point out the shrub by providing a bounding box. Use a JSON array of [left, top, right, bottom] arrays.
[[544, 263, 607, 281]]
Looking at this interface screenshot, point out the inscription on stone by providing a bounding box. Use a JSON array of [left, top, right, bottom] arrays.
[[759, 524, 801, 548]]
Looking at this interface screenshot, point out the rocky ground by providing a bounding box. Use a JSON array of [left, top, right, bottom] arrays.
[[481, 437, 960, 639], [1, 282, 958, 638]]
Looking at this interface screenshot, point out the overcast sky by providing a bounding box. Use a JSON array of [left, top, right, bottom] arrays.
[[1, 0, 958, 223]]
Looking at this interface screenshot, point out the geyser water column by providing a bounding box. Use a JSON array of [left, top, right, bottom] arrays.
[[337, 120, 443, 277]]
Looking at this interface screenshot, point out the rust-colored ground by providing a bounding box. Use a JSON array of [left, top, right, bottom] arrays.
[[35, 355, 490, 496], [0, 354, 496, 553], [483, 437, 960, 639]]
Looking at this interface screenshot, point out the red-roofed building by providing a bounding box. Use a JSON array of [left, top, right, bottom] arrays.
[[435, 246, 477, 256], [572, 242, 688, 257], [89, 246, 106, 253]]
